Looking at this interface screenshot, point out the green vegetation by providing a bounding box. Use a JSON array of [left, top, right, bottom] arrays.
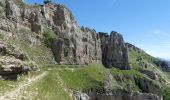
[[13, 63, 105, 99], [57, 64, 105, 91], [9, 28, 55, 65], [128, 48, 157, 65], [110, 68, 145, 79], [0, 33, 4, 39], [22, 70, 72, 100], [162, 86, 170, 100], [110, 68, 145, 91], [0, 71, 41, 95], [43, 28, 58, 48]]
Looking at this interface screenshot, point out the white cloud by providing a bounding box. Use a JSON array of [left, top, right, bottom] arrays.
[[150, 29, 170, 37], [148, 51, 169, 59], [137, 43, 170, 59]]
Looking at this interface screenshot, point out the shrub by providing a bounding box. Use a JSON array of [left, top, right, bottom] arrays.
[[43, 28, 57, 48], [162, 87, 170, 100]]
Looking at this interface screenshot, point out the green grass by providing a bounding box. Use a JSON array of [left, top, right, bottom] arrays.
[[57, 64, 105, 91], [162, 86, 170, 100], [0, 71, 41, 95], [10, 28, 55, 66], [14, 63, 105, 99], [0, 33, 4, 39], [110, 68, 146, 91], [43, 28, 58, 48], [22, 70, 72, 100], [128, 48, 157, 64]]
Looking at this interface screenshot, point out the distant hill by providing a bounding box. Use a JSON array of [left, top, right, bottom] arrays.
[[168, 61, 170, 67]]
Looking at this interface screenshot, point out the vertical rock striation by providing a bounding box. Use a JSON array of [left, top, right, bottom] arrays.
[[44, 3, 102, 64], [0, 0, 130, 68], [99, 32, 130, 69]]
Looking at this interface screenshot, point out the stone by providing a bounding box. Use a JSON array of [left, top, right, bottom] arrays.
[[44, 3, 102, 65], [130, 92, 160, 100], [99, 32, 130, 69], [138, 78, 162, 99], [0, 56, 30, 75], [0, 0, 132, 67], [74, 91, 90, 100], [0, 42, 6, 55], [77, 90, 160, 100], [52, 38, 64, 64], [125, 43, 144, 53], [140, 70, 157, 80]]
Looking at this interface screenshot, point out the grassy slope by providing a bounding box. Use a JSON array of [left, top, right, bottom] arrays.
[[57, 64, 105, 91], [0, 28, 55, 95], [127, 43, 170, 100], [17, 63, 105, 100]]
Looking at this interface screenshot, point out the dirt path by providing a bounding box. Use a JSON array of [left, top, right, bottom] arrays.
[[55, 71, 73, 98], [0, 71, 48, 100]]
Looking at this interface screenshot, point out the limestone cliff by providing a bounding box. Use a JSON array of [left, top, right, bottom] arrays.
[[99, 32, 130, 69], [0, 0, 166, 100], [0, 0, 130, 68]]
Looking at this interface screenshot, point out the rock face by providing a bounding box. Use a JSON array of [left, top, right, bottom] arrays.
[[126, 43, 144, 53], [0, 0, 131, 67], [45, 3, 102, 64], [140, 70, 157, 80], [0, 56, 29, 75], [75, 91, 160, 100], [0, 0, 165, 100], [154, 60, 170, 72], [0, 42, 31, 79], [99, 32, 130, 69], [138, 78, 162, 99]]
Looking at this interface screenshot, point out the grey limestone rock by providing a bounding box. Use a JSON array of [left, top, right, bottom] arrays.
[[99, 31, 131, 69]]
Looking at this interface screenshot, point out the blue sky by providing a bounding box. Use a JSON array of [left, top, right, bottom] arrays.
[[26, 0, 170, 59]]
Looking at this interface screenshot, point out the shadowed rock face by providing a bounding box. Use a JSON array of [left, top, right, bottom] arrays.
[[99, 32, 130, 69]]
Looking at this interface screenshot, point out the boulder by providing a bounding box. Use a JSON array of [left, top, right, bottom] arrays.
[[138, 78, 162, 99], [140, 70, 157, 80], [74, 91, 90, 100], [0, 56, 30, 75]]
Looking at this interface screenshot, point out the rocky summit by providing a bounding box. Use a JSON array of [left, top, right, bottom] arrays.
[[0, 0, 169, 100]]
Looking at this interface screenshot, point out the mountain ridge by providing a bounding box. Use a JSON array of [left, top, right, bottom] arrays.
[[0, 0, 169, 100]]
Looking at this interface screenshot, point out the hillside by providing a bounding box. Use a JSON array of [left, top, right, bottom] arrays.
[[0, 0, 170, 100]]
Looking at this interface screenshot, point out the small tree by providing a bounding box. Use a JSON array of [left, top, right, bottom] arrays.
[[44, 0, 52, 4]]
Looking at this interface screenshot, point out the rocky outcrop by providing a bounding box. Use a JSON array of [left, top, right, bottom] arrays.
[[0, 0, 132, 67], [45, 3, 102, 64], [0, 0, 102, 65], [154, 60, 170, 72], [0, 56, 29, 76], [0, 41, 38, 79], [99, 32, 130, 69], [126, 43, 144, 53], [74, 91, 90, 100], [138, 78, 162, 99], [74, 90, 160, 100], [130, 92, 160, 100], [140, 70, 157, 80]]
